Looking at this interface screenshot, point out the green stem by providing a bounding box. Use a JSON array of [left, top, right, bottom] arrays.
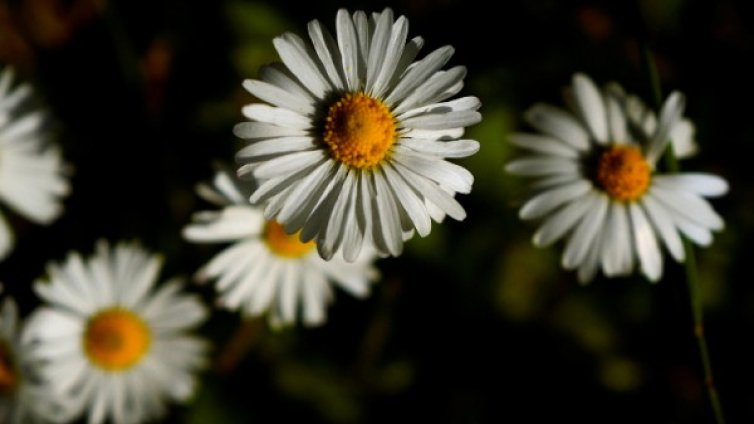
[[640, 46, 726, 424]]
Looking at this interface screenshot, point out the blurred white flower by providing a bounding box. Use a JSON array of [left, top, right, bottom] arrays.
[[24, 241, 209, 424], [0, 295, 68, 423], [184, 170, 378, 327], [507, 73, 727, 283], [0, 67, 70, 260], [234, 8, 481, 261]]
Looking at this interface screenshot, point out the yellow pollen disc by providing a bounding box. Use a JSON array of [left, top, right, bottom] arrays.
[[84, 308, 151, 371], [0, 344, 18, 394], [323, 92, 397, 169], [264, 220, 315, 258], [596, 145, 651, 201]]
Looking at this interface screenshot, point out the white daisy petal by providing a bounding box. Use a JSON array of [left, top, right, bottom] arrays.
[[524, 103, 590, 150], [670, 119, 697, 158], [532, 191, 594, 247], [392, 145, 473, 193], [646, 91, 686, 164], [273, 33, 331, 99], [307, 19, 345, 91], [600, 203, 634, 277], [653, 174, 729, 197], [604, 88, 627, 142], [641, 195, 685, 262], [562, 193, 608, 269], [577, 233, 603, 284], [505, 157, 580, 177], [234, 121, 308, 140], [371, 15, 409, 97], [235, 136, 317, 160], [398, 96, 481, 120], [319, 169, 358, 259], [365, 8, 394, 93], [352, 11, 370, 80], [394, 66, 467, 115], [252, 150, 327, 180], [299, 165, 349, 243], [383, 162, 431, 237], [241, 104, 311, 129], [399, 138, 479, 159], [649, 185, 724, 230], [258, 63, 314, 100], [403, 127, 465, 141], [507, 133, 579, 158], [572, 73, 608, 143], [388, 36, 424, 89], [336, 9, 360, 92], [241, 79, 316, 116], [400, 109, 481, 130], [277, 160, 337, 229], [183, 205, 263, 242], [628, 202, 663, 282], [519, 180, 592, 220], [393, 162, 466, 221], [384, 45, 455, 106], [340, 174, 366, 262], [371, 170, 403, 256]]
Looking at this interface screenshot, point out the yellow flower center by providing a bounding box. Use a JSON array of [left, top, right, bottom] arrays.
[[264, 221, 316, 258], [0, 343, 18, 394], [596, 145, 651, 201], [84, 308, 151, 371], [323, 92, 397, 169]]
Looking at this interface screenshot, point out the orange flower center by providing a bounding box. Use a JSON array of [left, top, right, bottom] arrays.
[[264, 221, 316, 258], [596, 145, 651, 201], [84, 308, 151, 371], [323, 92, 396, 169]]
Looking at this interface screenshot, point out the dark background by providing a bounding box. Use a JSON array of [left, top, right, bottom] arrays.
[[2, 0, 753, 422]]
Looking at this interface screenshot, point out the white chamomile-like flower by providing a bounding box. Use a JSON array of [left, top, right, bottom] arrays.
[[0, 67, 70, 260], [506, 73, 728, 283], [183, 170, 378, 327], [23, 242, 209, 424], [234, 8, 481, 262], [612, 83, 698, 158], [1, 295, 68, 423]]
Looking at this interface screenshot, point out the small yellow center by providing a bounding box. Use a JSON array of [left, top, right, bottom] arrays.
[[323, 92, 396, 169], [84, 308, 151, 371], [596, 145, 651, 201], [264, 221, 316, 258], [0, 344, 17, 394]]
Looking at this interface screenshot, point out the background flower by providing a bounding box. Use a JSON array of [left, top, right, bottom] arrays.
[[0, 67, 69, 260], [506, 73, 727, 283], [23, 242, 208, 424], [184, 170, 379, 327]]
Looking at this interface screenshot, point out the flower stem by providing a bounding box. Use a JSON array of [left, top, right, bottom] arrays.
[[640, 45, 726, 424]]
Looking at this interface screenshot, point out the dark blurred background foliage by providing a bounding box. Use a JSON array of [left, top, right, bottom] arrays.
[[2, 0, 754, 422]]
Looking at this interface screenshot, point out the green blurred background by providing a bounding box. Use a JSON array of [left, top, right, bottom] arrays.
[[1, 0, 753, 422]]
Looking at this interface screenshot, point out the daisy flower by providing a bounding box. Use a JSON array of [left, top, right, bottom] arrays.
[[0, 294, 68, 423], [506, 73, 727, 283], [183, 170, 378, 327], [0, 67, 70, 260], [234, 8, 481, 261], [23, 242, 209, 424]]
